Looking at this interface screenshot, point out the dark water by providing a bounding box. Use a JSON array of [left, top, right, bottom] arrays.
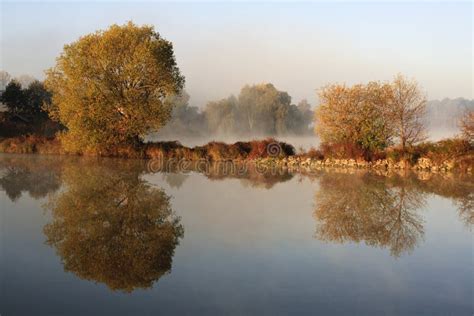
[[0, 154, 472, 315]]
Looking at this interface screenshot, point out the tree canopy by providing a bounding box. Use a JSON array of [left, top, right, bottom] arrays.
[[45, 22, 184, 152]]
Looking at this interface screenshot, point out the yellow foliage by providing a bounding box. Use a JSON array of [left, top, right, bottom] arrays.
[[45, 22, 184, 153]]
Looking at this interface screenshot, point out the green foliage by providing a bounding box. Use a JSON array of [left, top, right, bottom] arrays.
[[45, 22, 184, 153], [1, 80, 26, 114], [24, 80, 51, 118], [1, 79, 51, 118]]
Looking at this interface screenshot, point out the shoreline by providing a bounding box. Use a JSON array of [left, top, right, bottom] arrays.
[[0, 135, 472, 174]]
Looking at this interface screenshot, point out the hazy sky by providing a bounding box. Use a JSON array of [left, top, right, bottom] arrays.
[[1, 1, 472, 107]]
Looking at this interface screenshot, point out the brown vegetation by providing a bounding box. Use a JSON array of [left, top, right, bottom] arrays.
[[315, 75, 428, 159], [0, 134, 471, 172], [0, 136, 295, 161]]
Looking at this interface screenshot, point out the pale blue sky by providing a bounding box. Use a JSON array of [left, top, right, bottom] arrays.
[[1, 1, 472, 106]]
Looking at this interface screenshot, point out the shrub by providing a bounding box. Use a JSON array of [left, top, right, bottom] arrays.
[[300, 147, 324, 160], [413, 138, 472, 163], [247, 138, 294, 159], [320, 142, 367, 160]]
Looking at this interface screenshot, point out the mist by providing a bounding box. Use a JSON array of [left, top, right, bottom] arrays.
[[148, 88, 473, 151]]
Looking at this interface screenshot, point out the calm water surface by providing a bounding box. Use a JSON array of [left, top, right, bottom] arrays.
[[0, 154, 472, 315]]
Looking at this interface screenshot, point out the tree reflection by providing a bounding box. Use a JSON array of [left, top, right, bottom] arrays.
[[0, 157, 61, 201], [43, 161, 184, 292], [313, 173, 426, 257], [414, 173, 474, 230]]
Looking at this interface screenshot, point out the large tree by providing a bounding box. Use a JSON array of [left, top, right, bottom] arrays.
[[390, 74, 427, 152], [45, 22, 184, 152]]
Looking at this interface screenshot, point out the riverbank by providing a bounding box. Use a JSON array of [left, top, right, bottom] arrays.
[[0, 135, 472, 173]]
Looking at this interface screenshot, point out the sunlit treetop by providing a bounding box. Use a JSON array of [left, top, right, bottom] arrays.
[[45, 22, 185, 152]]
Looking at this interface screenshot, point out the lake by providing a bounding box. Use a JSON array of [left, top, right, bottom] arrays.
[[0, 154, 472, 315]]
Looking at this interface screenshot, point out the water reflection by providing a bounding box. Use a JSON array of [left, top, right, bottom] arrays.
[[154, 160, 294, 189], [414, 173, 474, 229], [313, 173, 426, 257], [0, 155, 472, 266], [0, 156, 61, 201], [42, 160, 184, 293]]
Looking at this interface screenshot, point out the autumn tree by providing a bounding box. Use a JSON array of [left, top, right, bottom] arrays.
[[45, 22, 184, 152], [390, 74, 427, 152], [315, 81, 393, 157]]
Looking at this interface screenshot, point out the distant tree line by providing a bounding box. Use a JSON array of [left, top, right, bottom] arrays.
[[1, 79, 51, 119], [158, 83, 314, 138]]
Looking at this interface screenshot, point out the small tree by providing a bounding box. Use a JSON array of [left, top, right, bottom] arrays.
[[315, 81, 393, 158], [45, 22, 184, 152], [390, 74, 427, 152]]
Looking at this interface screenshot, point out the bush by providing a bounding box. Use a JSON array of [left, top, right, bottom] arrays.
[[0, 135, 62, 155], [412, 138, 472, 164], [320, 142, 367, 160], [247, 138, 295, 159], [299, 147, 324, 160]]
